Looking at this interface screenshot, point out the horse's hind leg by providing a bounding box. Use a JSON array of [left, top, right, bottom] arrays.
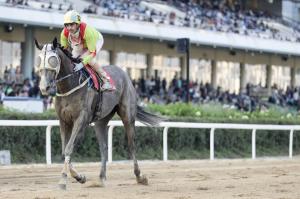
[[93, 115, 113, 187], [117, 107, 148, 185]]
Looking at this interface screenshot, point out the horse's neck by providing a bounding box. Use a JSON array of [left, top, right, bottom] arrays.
[[57, 53, 73, 78]]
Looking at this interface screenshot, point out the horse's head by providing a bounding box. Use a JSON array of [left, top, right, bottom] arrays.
[[35, 38, 62, 95]]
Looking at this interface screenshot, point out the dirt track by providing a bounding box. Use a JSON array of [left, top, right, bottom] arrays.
[[1, 158, 300, 199]]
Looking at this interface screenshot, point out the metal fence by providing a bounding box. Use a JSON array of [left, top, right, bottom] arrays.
[[0, 120, 300, 165]]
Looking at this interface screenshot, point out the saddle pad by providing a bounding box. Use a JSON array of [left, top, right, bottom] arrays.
[[85, 65, 100, 90], [103, 68, 116, 88]]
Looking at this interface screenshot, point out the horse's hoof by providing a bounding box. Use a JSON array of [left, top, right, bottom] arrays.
[[58, 174, 67, 190], [76, 175, 86, 184], [137, 175, 148, 185], [58, 183, 67, 190], [99, 178, 105, 187]]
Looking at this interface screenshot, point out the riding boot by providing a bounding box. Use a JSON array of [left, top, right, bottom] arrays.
[[94, 65, 115, 91]]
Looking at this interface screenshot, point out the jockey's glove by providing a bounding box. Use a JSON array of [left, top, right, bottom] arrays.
[[73, 62, 84, 72]]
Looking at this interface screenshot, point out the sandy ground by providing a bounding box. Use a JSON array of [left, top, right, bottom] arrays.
[[0, 158, 300, 199]]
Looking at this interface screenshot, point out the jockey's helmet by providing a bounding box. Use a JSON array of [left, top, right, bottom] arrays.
[[64, 10, 81, 25]]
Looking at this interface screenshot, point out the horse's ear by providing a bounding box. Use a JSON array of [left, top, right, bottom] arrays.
[[34, 38, 43, 50], [52, 37, 58, 50]]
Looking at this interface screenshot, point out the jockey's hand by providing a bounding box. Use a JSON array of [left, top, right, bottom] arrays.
[[73, 62, 84, 72]]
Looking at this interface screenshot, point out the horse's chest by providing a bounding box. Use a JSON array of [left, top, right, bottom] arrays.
[[56, 102, 81, 121]]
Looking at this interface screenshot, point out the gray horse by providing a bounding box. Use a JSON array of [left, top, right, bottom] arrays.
[[35, 38, 162, 190]]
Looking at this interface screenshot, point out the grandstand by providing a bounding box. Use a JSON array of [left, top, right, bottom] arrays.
[[0, 0, 300, 109]]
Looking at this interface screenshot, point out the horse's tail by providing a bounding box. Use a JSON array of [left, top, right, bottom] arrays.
[[136, 105, 165, 127]]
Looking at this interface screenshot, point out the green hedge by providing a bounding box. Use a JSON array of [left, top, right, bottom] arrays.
[[1, 126, 299, 163], [148, 103, 300, 124], [1, 103, 300, 163]]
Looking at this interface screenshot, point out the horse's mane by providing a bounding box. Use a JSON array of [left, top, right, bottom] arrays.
[[57, 44, 81, 64]]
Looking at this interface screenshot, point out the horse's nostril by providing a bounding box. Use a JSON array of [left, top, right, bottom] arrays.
[[46, 86, 50, 91]]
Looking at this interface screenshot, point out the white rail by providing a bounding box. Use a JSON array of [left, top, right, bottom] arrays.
[[0, 120, 300, 165]]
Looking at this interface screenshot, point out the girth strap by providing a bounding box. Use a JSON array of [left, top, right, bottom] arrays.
[[90, 90, 102, 123]]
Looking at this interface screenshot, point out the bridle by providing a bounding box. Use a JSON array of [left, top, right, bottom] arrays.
[[41, 44, 62, 79], [41, 44, 75, 84], [39, 44, 90, 97]]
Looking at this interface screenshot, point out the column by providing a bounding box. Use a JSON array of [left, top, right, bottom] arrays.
[[21, 27, 34, 79], [146, 53, 154, 78], [266, 64, 272, 95], [109, 50, 117, 66], [211, 60, 217, 89], [239, 62, 246, 93], [180, 56, 186, 79], [290, 66, 296, 89]]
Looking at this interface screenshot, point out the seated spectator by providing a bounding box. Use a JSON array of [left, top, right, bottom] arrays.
[[20, 78, 32, 97], [0, 84, 4, 105], [3, 65, 9, 83], [83, 5, 94, 14], [15, 65, 22, 84], [48, 2, 53, 9], [67, 4, 73, 11], [28, 80, 40, 98], [58, 4, 62, 11], [8, 64, 16, 84], [3, 82, 16, 96], [16, 0, 23, 5]]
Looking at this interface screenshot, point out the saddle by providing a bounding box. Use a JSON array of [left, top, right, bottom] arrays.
[[81, 65, 115, 122], [82, 65, 115, 91], [83, 65, 101, 90]]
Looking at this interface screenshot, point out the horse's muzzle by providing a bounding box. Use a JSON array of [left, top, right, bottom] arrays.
[[40, 86, 50, 96]]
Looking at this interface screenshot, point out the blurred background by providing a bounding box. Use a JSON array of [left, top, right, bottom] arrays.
[[0, 0, 300, 112]]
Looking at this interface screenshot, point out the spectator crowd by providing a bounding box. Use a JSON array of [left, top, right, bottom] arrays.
[[95, 0, 300, 42], [0, 65, 50, 110], [2, 64, 299, 113], [2, 0, 300, 42], [132, 75, 300, 112]]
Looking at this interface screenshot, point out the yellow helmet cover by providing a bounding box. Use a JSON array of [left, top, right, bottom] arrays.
[[64, 10, 81, 24]]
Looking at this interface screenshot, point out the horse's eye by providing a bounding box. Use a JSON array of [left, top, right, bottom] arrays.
[[36, 56, 41, 68], [48, 56, 59, 67]]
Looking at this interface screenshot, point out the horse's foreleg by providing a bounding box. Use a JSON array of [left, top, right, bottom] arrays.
[[58, 114, 88, 190], [60, 122, 72, 160], [58, 155, 69, 190], [69, 162, 86, 183], [58, 155, 86, 190], [58, 122, 72, 190]]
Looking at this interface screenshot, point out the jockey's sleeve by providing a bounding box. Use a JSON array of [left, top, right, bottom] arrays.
[[60, 29, 68, 49], [82, 26, 104, 65]]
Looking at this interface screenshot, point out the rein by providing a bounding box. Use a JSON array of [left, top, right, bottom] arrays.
[[55, 73, 74, 83], [48, 67, 75, 93], [56, 76, 90, 97]]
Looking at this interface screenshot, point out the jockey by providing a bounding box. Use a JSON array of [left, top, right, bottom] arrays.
[[60, 10, 115, 91]]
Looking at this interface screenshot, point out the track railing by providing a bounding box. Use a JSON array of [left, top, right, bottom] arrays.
[[0, 120, 299, 165]]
